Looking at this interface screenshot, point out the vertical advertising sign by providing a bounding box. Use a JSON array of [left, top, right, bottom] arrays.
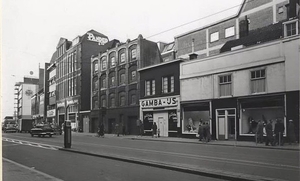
[[143, 112, 153, 130]]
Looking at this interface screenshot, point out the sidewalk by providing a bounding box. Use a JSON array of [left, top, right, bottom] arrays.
[[74, 132, 300, 151], [3, 158, 63, 181]]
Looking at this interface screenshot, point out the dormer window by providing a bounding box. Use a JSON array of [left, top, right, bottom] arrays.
[[283, 19, 299, 37]]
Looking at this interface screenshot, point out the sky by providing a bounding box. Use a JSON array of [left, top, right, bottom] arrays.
[[1, 0, 243, 119]]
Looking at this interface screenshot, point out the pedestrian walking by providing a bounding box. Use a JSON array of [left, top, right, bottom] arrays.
[[287, 119, 296, 145], [274, 119, 285, 146], [265, 120, 274, 146], [202, 123, 207, 142], [152, 122, 157, 138], [115, 122, 120, 137], [198, 121, 204, 141], [205, 122, 211, 142], [99, 123, 104, 138], [256, 120, 264, 143], [122, 124, 126, 136]]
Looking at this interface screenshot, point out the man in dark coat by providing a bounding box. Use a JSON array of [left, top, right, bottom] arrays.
[[198, 121, 203, 141], [288, 119, 296, 145], [274, 119, 285, 146], [152, 122, 157, 138], [256, 120, 264, 143], [265, 120, 274, 146]]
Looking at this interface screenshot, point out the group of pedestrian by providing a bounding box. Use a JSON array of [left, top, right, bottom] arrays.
[[256, 119, 297, 146], [97, 123, 105, 138], [198, 121, 211, 142]]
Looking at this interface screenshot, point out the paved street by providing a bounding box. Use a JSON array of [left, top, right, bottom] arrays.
[[2, 132, 300, 181]]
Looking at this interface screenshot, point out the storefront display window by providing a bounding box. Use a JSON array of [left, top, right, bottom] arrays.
[[143, 112, 153, 130], [168, 110, 177, 131], [241, 107, 285, 135], [183, 110, 209, 133]]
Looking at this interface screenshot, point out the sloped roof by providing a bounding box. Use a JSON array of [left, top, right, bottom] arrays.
[[98, 39, 120, 53], [220, 22, 283, 53], [49, 51, 57, 64], [56, 38, 67, 48], [86, 29, 108, 38]]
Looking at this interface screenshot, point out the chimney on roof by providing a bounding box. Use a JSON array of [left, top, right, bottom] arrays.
[[286, 0, 299, 19], [189, 39, 198, 60], [239, 16, 249, 38]]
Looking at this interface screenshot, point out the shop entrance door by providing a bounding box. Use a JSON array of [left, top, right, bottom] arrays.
[[83, 117, 89, 133], [154, 112, 168, 137], [216, 109, 236, 140]]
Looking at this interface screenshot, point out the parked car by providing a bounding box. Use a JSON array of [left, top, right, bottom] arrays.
[[30, 124, 54, 137], [3, 124, 18, 133]]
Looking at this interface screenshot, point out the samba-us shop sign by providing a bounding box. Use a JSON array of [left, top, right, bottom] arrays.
[[140, 96, 179, 108]]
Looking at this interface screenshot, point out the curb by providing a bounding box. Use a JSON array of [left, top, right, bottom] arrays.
[[130, 138, 300, 151], [58, 147, 284, 181]]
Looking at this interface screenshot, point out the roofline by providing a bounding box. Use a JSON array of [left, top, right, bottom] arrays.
[[174, 0, 246, 39], [138, 58, 185, 72]]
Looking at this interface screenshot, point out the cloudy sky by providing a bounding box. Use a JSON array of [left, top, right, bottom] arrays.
[[1, 0, 243, 118]]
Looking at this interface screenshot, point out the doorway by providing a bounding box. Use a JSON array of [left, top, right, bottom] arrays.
[[154, 112, 168, 137], [216, 109, 236, 140]]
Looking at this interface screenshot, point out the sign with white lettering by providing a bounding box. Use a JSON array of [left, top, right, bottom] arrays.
[[87, 33, 108, 45], [47, 109, 56, 117], [66, 98, 78, 106], [57, 102, 65, 108], [140, 97, 179, 108]]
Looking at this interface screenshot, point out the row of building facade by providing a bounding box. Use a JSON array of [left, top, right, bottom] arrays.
[[15, 0, 299, 141]]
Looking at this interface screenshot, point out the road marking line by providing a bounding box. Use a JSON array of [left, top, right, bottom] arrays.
[[2, 137, 58, 151]]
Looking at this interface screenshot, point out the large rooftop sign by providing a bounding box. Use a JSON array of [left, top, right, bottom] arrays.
[[87, 32, 108, 45]]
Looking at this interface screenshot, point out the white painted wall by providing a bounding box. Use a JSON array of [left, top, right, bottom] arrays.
[[21, 84, 38, 116], [180, 37, 299, 101]]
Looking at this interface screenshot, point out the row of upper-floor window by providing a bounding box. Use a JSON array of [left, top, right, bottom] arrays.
[[57, 51, 77, 79], [93, 48, 137, 72], [93, 92, 137, 109], [218, 69, 266, 97], [144, 75, 175, 97], [56, 77, 77, 99], [93, 70, 137, 90], [57, 45, 65, 57]]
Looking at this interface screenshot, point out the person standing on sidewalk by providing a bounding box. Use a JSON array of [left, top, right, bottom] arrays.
[[198, 121, 204, 141], [287, 119, 296, 145], [274, 119, 285, 146], [265, 120, 274, 146], [256, 120, 264, 143], [206, 122, 211, 142], [140, 120, 144, 137], [152, 122, 157, 138]]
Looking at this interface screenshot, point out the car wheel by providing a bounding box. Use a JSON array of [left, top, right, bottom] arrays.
[[38, 135, 41, 137], [49, 135, 52, 137]]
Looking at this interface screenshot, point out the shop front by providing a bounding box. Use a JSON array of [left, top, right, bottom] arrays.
[[181, 101, 211, 138], [46, 109, 56, 124], [238, 94, 286, 141], [140, 96, 180, 137]]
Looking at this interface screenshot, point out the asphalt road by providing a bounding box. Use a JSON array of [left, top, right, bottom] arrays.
[[3, 133, 300, 181], [2, 137, 222, 181]]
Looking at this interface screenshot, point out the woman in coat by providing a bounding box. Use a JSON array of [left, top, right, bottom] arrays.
[[152, 122, 157, 138], [265, 120, 274, 146]]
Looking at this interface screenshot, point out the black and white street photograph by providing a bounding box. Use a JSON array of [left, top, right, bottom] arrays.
[[1, 0, 300, 181]]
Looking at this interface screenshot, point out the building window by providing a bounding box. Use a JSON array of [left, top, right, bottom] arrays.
[[120, 95, 125, 106], [251, 69, 265, 93], [119, 73, 125, 85], [120, 52, 126, 64], [110, 57, 116, 68], [278, 6, 284, 14], [131, 94, 136, 105], [162, 76, 174, 93], [131, 49, 137, 61], [210, 32, 219, 42], [101, 57, 107, 70], [110, 76, 115, 87], [225, 27, 235, 38], [130, 71, 137, 82], [145, 80, 155, 96], [93, 78, 99, 91], [110, 95, 115, 108], [219, 74, 232, 97], [283, 19, 299, 37], [101, 78, 106, 89], [94, 61, 98, 73], [101, 96, 106, 107]]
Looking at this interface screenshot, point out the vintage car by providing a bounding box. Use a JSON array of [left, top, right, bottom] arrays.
[[30, 124, 54, 137], [3, 124, 18, 133]]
